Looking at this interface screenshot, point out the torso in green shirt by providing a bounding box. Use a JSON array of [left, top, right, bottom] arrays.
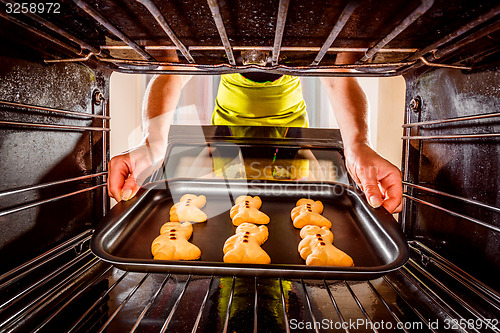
[[212, 73, 308, 128]]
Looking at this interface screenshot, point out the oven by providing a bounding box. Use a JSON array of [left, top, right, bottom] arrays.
[[0, 0, 499, 332]]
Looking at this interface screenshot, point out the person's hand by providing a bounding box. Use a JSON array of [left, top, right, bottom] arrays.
[[107, 141, 166, 202], [344, 143, 403, 213]]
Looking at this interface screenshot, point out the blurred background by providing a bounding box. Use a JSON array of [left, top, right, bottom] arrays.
[[109, 74, 406, 170]]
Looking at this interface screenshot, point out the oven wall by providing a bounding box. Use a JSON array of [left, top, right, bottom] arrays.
[[0, 55, 110, 274], [403, 67, 500, 290]]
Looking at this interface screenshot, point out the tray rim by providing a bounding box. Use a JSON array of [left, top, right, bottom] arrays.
[[91, 178, 409, 279]]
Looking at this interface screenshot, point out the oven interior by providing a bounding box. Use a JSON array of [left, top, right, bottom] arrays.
[[0, 0, 499, 332]]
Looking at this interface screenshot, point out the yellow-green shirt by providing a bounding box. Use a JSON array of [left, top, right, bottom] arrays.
[[212, 74, 308, 127]]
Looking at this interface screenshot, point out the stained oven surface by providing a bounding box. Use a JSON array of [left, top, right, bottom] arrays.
[[1, 0, 499, 332]]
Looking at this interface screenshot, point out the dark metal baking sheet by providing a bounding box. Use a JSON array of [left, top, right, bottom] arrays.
[[91, 179, 409, 279]]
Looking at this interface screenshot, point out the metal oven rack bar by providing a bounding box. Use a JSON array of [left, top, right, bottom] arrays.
[[402, 112, 500, 128], [357, 0, 434, 63], [72, 0, 154, 61], [410, 242, 500, 305], [409, 4, 500, 61], [0, 100, 110, 120], [343, 281, 378, 332], [222, 276, 236, 333], [99, 94, 109, 216], [382, 275, 437, 332], [406, 258, 500, 333], [322, 280, 348, 333], [400, 9, 500, 75], [207, 0, 236, 66], [160, 275, 192, 333], [2, 0, 496, 75], [0, 249, 95, 312], [1, 234, 498, 332], [400, 90, 500, 330], [129, 274, 172, 332], [430, 18, 500, 62], [0, 120, 109, 132], [402, 194, 500, 234], [366, 280, 411, 333], [0, 9, 82, 56], [271, 0, 290, 66], [402, 133, 500, 140], [401, 112, 500, 139], [1, 0, 99, 54], [300, 279, 321, 333], [68, 270, 130, 332], [0, 230, 93, 288], [0, 232, 98, 331], [0, 172, 107, 198], [401, 110, 500, 235], [0, 98, 109, 220], [311, 1, 361, 66], [402, 182, 500, 214], [136, 0, 195, 63], [0, 184, 107, 218], [102, 45, 419, 53]]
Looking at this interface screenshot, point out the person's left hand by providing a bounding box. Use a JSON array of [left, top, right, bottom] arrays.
[[344, 143, 403, 213]]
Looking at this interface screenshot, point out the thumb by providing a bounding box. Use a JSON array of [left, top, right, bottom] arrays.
[[359, 168, 383, 208], [120, 176, 140, 201], [120, 155, 156, 201]]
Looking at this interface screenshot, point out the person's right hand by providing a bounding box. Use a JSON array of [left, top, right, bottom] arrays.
[[344, 143, 403, 214], [107, 142, 165, 202]]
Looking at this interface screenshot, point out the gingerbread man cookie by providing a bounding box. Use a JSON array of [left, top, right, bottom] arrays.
[[298, 225, 333, 259], [298, 225, 353, 267], [223, 223, 271, 264], [151, 222, 201, 260], [291, 198, 331, 229], [230, 195, 270, 226], [170, 194, 207, 223], [291, 199, 324, 217]]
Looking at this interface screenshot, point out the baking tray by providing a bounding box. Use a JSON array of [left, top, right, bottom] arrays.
[[91, 179, 409, 280]]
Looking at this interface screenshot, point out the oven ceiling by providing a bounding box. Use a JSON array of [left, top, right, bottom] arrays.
[[0, 0, 499, 75]]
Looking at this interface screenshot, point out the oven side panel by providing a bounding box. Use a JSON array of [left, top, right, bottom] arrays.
[[403, 67, 500, 290], [0, 55, 110, 274]]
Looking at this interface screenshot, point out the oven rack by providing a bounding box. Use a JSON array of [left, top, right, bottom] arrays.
[[0, 97, 109, 218], [0, 230, 498, 333], [401, 108, 500, 236], [1, 0, 498, 76]]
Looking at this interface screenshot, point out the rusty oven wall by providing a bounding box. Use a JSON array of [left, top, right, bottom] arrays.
[[0, 50, 110, 273], [403, 67, 500, 290]]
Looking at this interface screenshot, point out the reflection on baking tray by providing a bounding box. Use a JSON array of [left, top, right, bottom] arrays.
[[162, 126, 348, 184]]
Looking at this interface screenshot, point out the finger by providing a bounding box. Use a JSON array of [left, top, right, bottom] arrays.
[[121, 158, 153, 201], [379, 173, 403, 213], [346, 166, 362, 189], [381, 190, 402, 213], [107, 157, 131, 201], [352, 174, 362, 190], [132, 161, 155, 187], [121, 176, 141, 201], [392, 201, 403, 214], [358, 166, 383, 208]]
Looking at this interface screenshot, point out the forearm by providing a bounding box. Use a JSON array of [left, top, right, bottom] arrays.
[[320, 76, 369, 151], [320, 76, 403, 212], [141, 73, 191, 157], [107, 52, 192, 201]]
